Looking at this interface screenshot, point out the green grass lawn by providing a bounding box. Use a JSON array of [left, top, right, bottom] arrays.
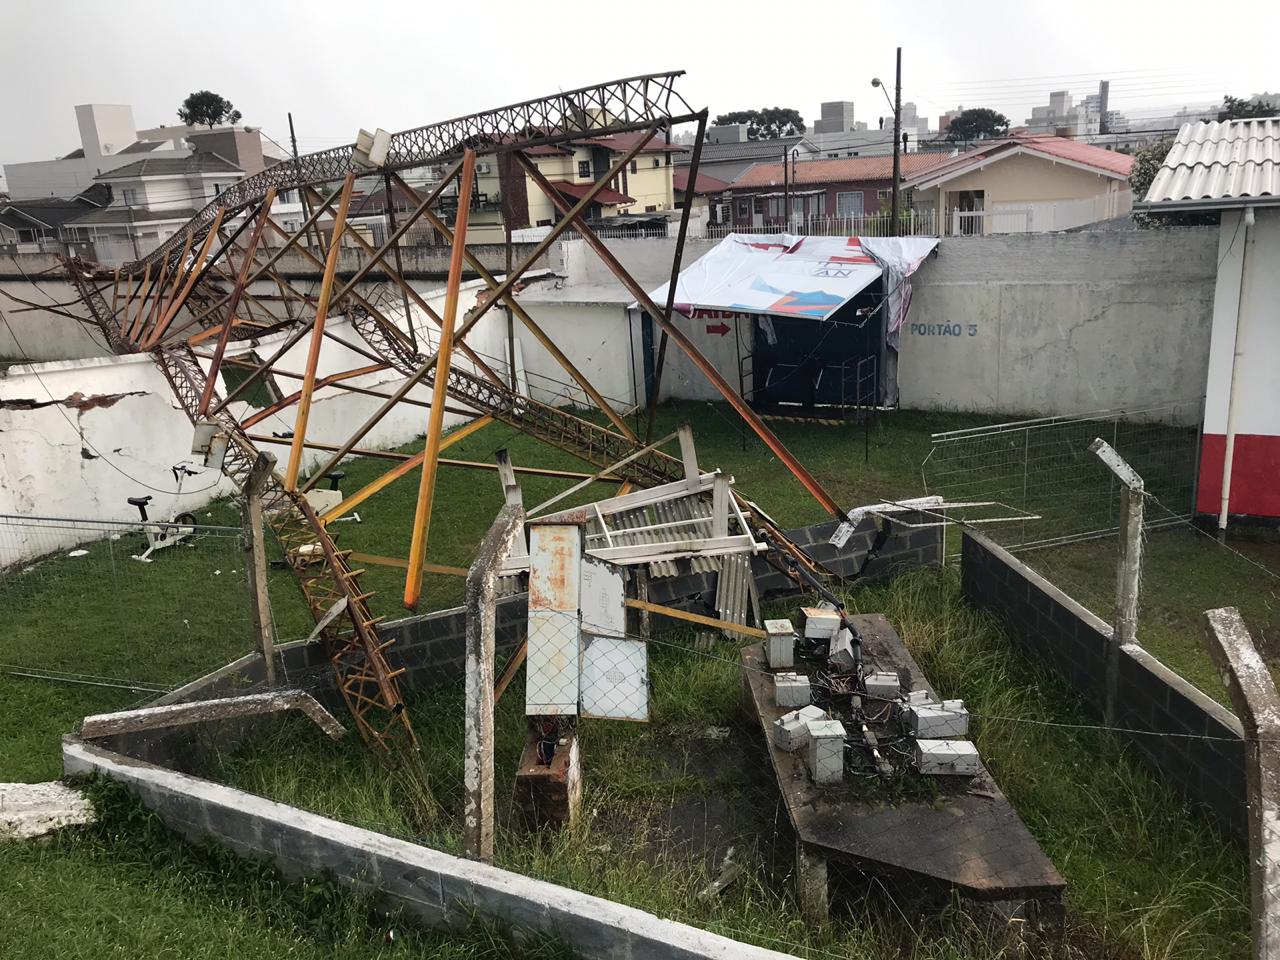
[[1, 401, 1274, 960], [199, 569, 1252, 960], [1024, 529, 1280, 704]]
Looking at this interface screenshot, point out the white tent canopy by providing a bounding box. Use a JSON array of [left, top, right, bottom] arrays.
[[642, 233, 937, 325]]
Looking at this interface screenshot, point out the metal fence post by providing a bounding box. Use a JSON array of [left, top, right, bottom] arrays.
[[243, 452, 278, 687], [1202, 607, 1280, 960], [464, 503, 525, 862], [1088, 438, 1144, 726]]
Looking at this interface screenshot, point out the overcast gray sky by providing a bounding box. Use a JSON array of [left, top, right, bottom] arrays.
[[2, 0, 1276, 169]]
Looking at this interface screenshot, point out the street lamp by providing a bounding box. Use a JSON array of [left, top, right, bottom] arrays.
[[871, 47, 903, 236]]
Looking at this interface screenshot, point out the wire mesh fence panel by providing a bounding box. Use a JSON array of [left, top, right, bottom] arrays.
[[0, 514, 263, 694], [923, 398, 1203, 556]]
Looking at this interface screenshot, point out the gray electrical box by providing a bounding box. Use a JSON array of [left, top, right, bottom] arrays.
[[907, 699, 969, 739], [863, 671, 900, 699], [915, 739, 980, 776]]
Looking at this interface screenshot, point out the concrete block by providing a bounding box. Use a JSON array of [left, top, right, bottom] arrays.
[[774, 672, 812, 708], [0, 781, 95, 839], [806, 719, 845, 785]]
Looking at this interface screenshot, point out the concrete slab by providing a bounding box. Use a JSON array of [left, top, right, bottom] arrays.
[[742, 614, 1064, 906], [0, 781, 95, 839]]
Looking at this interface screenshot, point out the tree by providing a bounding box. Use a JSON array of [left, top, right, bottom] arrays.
[[177, 91, 243, 129], [1129, 138, 1215, 229], [712, 107, 806, 140], [1218, 94, 1275, 121], [945, 108, 1010, 142]]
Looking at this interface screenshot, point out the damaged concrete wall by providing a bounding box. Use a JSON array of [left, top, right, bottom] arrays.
[[899, 228, 1218, 419]]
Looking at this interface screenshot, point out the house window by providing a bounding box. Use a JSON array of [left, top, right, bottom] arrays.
[[630, 160, 638, 174], [877, 189, 890, 200], [122, 188, 138, 206], [827, 153, 839, 159], [537, 218, 552, 227], [652, 157, 660, 168], [665, 153, 671, 166], [810, 194, 826, 216], [736, 198, 750, 219], [836, 191, 864, 217], [578, 160, 591, 178], [752, 197, 763, 214], [767, 197, 782, 218], [645, 204, 657, 212]]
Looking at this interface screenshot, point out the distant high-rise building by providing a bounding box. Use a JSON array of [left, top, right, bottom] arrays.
[[814, 101, 857, 134]]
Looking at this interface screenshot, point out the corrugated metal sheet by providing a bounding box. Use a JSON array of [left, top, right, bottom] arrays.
[[1145, 118, 1280, 206]]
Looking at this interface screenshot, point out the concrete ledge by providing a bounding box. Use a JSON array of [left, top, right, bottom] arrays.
[[63, 738, 798, 960]]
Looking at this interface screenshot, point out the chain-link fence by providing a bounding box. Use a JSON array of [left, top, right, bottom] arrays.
[[0, 514, 267, 694], [922, 398, 1203, 557]]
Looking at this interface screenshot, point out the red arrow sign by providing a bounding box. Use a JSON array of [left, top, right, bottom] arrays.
[[705, 321, 730, 337]]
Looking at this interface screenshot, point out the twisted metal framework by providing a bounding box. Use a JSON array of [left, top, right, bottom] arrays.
[[63, 70, 843, 749], [123, 72, 694, 277]]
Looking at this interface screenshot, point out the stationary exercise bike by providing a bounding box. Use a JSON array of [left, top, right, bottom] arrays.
[[127, 462, 203, 562]]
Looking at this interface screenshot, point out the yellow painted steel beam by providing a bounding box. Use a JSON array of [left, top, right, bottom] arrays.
[[349, 552, 468, 578], [623, 597, 766, 640], [392, 173, 635, 441], [404, 149, 476, 609], [320, 415, 493, 524], [284, 173, 356, 490]]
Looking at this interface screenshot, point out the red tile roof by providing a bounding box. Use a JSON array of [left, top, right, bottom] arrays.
[[673, 168, 731, 195], [576, 131, 689, 155], [730, 151, 958, 190], [1016, 135, 1134, 176], [545, 180, 634, 205], [906, 134, 1134, 186]]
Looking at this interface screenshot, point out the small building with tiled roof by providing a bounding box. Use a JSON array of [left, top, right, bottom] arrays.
[[719, 151, 957, 231], [1136, 117, 1280, 524], [904, 134, 1135, 235]]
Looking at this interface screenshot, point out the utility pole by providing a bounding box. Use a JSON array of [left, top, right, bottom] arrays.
[[891, 46, 903, 236], [289, 112, 321, 255], [782, 143, 790, 229]]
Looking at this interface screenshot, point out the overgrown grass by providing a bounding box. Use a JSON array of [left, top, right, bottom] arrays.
[[1023, 528, 1280, 704], [205, 568, 1250, 960], [1, 776, 574, 960]]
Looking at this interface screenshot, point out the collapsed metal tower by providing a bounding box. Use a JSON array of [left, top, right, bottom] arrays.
[[63, 71, 848, 747]]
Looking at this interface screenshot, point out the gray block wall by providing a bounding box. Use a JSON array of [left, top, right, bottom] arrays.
[[960, 530, 1246, 838], [63, 738, 800, 960]]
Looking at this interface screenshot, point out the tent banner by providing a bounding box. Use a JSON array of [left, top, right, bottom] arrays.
[[647, 234, 886, 321]]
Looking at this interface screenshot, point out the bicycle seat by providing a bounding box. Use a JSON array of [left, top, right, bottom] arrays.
[[128, 496, 153, 507], [324, 471, 346, 489]]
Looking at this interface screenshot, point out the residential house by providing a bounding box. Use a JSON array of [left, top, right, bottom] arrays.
[[720, 152, 955, 230], [1136, 117, 1280, 524], [672, 168, 731, 233], [4, 105, 188, 200], [0, 184, 109, 256], [676, 129, 818, 184], [905, 134, 1134, 235], [62, 154, 244, 264], [463, 131, 685, 242]]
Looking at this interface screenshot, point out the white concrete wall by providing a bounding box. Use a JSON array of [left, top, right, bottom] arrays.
[[0, 279, 108, 360], [898, 229, 1219, 419]]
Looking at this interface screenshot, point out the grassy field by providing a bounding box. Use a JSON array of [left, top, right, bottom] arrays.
[[200, 569, 1251, 959], [1026, 529, 1280, 704], [1, 401, 1274, 959]]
